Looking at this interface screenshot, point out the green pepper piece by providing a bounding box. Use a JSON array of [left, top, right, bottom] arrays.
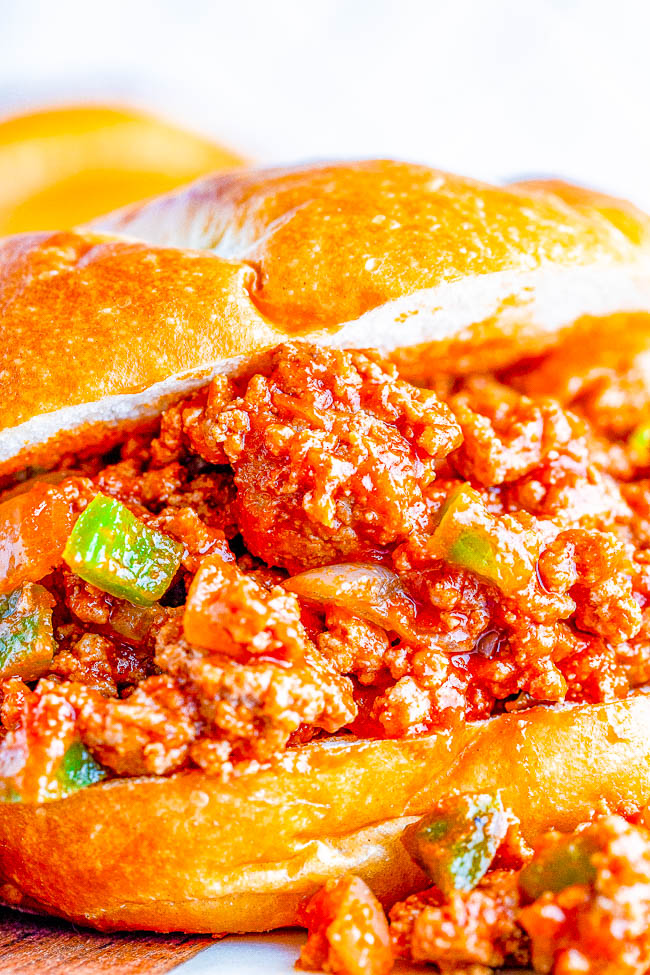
[[403, 792, 509, 897], [63, 494, 183, 607], [57, 740, 106, 796], [431, 485, 535, 595], [1, 786, 22, 803], [0, 740, 106, 804], [628, 422, 650, 465], [519, 833, 598, 899], [0, 583, 55, 679]]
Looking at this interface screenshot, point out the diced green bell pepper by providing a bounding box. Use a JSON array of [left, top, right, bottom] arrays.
[[519, 833, 598, 899], [63, 494, 183, 607], [628, 422, 650, 465], [403, 792, 509, 897], [1, 785, 22, 803], [0, 739, 106, 804], [431, 485, 534, 594], [0, 583, 55, 679], [56, 739, 106, 796]]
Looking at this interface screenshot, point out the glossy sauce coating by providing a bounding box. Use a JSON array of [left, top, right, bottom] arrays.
[[2, 337, 650, 785], [389, 810, 650, 975]]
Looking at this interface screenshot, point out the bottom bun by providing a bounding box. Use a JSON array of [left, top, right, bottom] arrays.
[[0, 693, 649, 933]]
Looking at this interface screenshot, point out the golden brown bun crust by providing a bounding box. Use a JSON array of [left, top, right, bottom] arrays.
[[0, 231, 281, 479], [510, 178, 650, 245], [94, 163, 650, 329], [0, 232, 264, 429], [0, 694, 648, 933], [2, 161, 650, 478]]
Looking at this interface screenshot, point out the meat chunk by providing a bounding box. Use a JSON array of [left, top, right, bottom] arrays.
[[538, 529, 642, 643], [185, 343, 462, 570], [298, 874, 393, 975], [390, 871, 527, 972], [317, 607, 391, 685], [51, 633, 120, 696], [60, 675, 200, 776], [450, 378, 579, 487], [519, 816, 650, 975], [155, 618, 356, 762]]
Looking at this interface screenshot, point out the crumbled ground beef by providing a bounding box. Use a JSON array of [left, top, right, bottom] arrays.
[[185, 343, 462, 571], [2, 340, 650, 780], [390, 871, 527, 973], [517, 816, 650, 975], [298, 809, 650, 975], [298, 874, 393, 975]]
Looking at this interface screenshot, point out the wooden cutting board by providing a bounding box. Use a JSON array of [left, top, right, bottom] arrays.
[[0, 907, 215, 974]]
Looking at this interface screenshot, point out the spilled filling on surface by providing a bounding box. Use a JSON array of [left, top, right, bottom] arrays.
[[299, 797, 650, 975]]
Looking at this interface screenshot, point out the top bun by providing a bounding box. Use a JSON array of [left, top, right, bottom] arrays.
[[1, 159, 650, 478]]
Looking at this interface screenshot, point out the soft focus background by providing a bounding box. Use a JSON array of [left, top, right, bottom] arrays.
[[1, 0, 650, 208]]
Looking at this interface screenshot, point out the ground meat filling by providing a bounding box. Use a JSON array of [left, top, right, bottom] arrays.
[[390, 871, 527, 972], [295, 806, 650, 975], [184, 343, 462, 571], [2, 339, 650, 781], [387, 812, 650, 975]]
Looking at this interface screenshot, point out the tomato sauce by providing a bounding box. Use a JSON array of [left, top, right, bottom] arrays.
[[1, 338, 650, 779]]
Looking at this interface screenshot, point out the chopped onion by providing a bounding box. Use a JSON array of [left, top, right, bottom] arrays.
[[284, 563, 425, 644]]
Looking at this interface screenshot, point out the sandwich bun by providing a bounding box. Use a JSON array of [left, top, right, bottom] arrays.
[[2, 161, 650, 478], [0, 160, 650, 933], [0, 693, 648, 932]]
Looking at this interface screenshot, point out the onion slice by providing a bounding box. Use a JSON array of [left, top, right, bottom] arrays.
[[284, 563, 426, 645]]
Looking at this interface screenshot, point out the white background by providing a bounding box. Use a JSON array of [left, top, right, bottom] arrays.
[[1, 0, 650, 207], [0, 1, 647, 970]]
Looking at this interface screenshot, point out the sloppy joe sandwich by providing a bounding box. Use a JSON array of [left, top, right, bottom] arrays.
[[0, 161, 650, 952]]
